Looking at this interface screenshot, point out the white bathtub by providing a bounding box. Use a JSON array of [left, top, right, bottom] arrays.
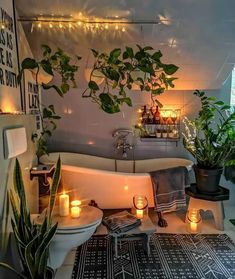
[[41, 152, 193, 209]]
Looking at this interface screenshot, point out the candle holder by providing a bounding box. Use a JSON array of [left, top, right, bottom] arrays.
[[133, 195, 148, 219], [186, 208, 202, 233]]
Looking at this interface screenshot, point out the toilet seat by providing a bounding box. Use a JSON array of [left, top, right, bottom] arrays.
[[52, 205, 103, 231]]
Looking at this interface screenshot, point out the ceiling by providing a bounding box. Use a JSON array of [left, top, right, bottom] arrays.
[[16, 0, 235, 90]]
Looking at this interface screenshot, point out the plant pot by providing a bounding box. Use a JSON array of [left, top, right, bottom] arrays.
[[46, 267, 55, 279], [194, 165, 223, 194]]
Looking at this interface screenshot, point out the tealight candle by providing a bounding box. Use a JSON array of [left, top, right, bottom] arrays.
[[71, 206, 81, 218], [59, 192, 69, 217], [71, 200, 82, 207], [136, 209, 144, 219]]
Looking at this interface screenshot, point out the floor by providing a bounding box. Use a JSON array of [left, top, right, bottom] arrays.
[[54, 203, 235, 279]]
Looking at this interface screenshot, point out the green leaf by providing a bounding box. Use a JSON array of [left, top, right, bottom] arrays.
[[40, 60, 53, 76], [42, 84, 64, 97], [48, 105, 55, 114], [152, 88, 165, 95], [91, 49, 99, 57], [88, 80, 99, 91], [61, 83, 70, 93], [122, 51, 129, 60], [21, 58, 38, 70], [163, 64, 179, 75], [120, 97, 132, 107], [126, 47, 134, 58], [155, 99, 163, 108], [214, 101, 224, 106], [0, 263, 28, 279], [108, 48, 121, 63], [41, 44, 52, 56], [76, 55, 82, 60], [152, 51, 162, 60], [143, 46, 153, 51]]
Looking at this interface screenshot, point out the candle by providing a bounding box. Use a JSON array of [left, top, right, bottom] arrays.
[[71, 200, 81, 207], [136, 209, 144, 219], [71, 206, 81, 218], [59, 192, 69, 217], [190, 222, 198, 233]]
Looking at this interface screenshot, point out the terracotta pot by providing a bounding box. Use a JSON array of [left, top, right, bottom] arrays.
[[194, 165, 223, 193]]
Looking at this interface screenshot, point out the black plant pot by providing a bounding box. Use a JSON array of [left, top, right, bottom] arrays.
[[194, 165, 223, 194], [46, 267, 55, 279]]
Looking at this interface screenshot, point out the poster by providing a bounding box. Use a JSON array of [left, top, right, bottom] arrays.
[[0, 0, 22, 112]]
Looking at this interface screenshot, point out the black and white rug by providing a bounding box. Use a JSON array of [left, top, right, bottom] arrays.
[[71, 234, 235, 279]]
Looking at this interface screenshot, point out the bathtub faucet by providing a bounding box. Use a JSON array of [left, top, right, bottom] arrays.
[[113, 129, 134, 159]]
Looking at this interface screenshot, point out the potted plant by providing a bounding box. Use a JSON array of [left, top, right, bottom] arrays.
[[182, 90, 235, 193], [0, 157, 61, 278], [18, 45, 81, 162]]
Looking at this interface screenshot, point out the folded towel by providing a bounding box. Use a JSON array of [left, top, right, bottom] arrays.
[[150, 166, 190, 212], [103, 210, 141, 234]]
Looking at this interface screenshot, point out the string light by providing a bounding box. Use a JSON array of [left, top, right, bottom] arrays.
[[59, 23, 63, 28], [77, 21, 82, 26], [38, 22, 42, 28], [49, 23, 53, 28], [105, 24, 109, 29], [122, 27, 126, 32], [69, 23, 72, 29], [115, 25, 119, 30]]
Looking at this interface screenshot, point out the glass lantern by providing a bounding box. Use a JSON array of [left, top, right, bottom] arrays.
[[186, 208, 202, 234], [133, 195, 148, 219]]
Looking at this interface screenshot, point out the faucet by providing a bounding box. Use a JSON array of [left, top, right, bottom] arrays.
[[113, 129, 134, 159]]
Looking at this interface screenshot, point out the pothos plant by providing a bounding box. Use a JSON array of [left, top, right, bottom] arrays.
[[83, 45, 179, 113], [18, 45, 81, 161]]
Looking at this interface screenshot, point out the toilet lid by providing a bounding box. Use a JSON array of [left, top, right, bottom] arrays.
[[52, 205, 103, 230]]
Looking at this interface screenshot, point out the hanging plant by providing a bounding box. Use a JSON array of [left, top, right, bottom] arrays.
[[18, 45, 81, 161], [82, 45, 179, 113]]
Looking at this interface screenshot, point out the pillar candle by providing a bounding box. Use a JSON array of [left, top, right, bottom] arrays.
[[136, 209, 144, 219], [59, 192, 69, 217]]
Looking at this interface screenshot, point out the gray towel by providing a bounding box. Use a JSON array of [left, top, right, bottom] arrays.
[[102, 210, 141, 233], [150, 166, 190, 212]]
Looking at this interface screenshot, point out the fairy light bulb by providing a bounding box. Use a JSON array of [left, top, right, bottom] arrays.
[[49, 23, 53, 28], [59, 23, 63, 28], [115, 25, 119, 30], [77, 21, 82, 26], [95, 23, 99, 29], [69, 23, 72, 28], [1, 23, 5, 29], [38, 22, 42, 28], [122, 27, 126, 32], [105, 24, 109, 29]]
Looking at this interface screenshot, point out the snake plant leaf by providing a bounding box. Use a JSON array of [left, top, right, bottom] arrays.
[[0, 263, 28, 279], [9, 189, 19, 224], [25, 234, 40, 278], [14, 159, 26, 210], [36, 223, 58, 275]]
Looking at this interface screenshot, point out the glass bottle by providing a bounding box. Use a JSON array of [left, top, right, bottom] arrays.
[[148, 107, 154, 124], [154, 106, 161, 124], [141, 106, 148, 124]]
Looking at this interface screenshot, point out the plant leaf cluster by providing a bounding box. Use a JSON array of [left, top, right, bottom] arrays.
[[83, 45, 178, 113], [0, 157, 61, 278], [182, 90, 235, 168]]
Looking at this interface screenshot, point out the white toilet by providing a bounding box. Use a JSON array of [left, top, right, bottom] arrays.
[[34, 205, 103, 269]]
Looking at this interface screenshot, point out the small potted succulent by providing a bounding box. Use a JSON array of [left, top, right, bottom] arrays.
[[182, 90, 235, 193]]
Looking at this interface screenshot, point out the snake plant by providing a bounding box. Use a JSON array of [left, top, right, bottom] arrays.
[[0, 157, 61, 279]]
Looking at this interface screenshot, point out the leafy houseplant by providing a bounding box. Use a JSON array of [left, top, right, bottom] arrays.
[[0, 157, 61, 279], [182, 90, 235, 193], [18, 45, 81, 161], [83, 45, 178, 113]]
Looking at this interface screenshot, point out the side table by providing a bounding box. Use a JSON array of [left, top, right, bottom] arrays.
[[109, 215, 156, 257], [185, 184, 230, 231]]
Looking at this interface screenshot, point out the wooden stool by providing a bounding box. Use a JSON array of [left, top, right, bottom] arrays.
[[109, 215, 156, 257], [185, 184, 229, 231]]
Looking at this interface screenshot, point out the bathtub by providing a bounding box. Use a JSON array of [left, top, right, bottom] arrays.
[[41, 152, 193, 209]]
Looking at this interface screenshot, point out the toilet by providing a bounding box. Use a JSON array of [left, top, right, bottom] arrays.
[[34, 205, 103, 269]]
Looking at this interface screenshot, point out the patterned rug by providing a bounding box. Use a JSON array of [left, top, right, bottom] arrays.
[[71, 234, 235, 279]]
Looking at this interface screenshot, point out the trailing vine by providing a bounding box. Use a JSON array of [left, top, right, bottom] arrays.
[[83, 45, 179, 113]]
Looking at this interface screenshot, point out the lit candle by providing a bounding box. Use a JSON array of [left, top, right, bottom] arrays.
[[59, 192, 69, 217], [136, 209, 144, 219], [71, 200, 82, 207], [71, 206, 81, 218], [190, 221, 198, 233]]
